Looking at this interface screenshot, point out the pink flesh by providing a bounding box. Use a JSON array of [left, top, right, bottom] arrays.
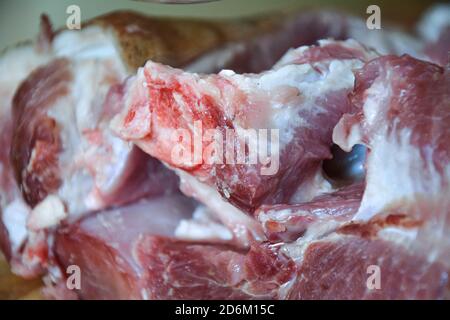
[[53, 195, 449, 299], [288, 234, 449, 300], [2, 9, 450, 299], [54, 194, 196, 299], [53, 194, 297, 300], [334, 55, 450, 222], [257, 183, 364, 242]]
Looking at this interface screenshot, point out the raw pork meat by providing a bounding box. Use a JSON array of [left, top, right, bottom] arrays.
[[333, 54, 450, 268], [4, 21, 179, 278], [111, 40, 377, 216], [257, 183, 364, 242], [108, 39, 449, 300], [0, 19, 53, 277], [52, 194, 297, 300], [52, 194, 196, 299], [2, 8, 449, 300]]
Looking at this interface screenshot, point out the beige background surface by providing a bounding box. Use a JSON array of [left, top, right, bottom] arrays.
[[0, 0, 440, 50]]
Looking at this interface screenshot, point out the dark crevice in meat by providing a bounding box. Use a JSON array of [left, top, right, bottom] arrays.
[[322, 144, 366, 186]]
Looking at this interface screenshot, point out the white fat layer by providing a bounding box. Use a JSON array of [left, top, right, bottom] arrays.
[[334, 121, 362, 152], [228, 53, 364, 148], [53, 26, 120, 60], [281, 219, 343, 263], [378, 226, 418, 247], [46, 26, 128, 217], [28, 195, 67, 230], [263, 208, 293, 222], [417, 4, 450, 42], [185, 43, 245, 73], [0, 46, 51, 111], [289, 169, 334, 204], [354, 129, 448, 221], [362, 79, 390, 126], [2, 199, 30, 251], [175, 206, 234, 242]]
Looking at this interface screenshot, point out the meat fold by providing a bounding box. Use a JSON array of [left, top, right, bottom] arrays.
[[257, 183, 364, 242], [333, 54, 450, 273], [111, 39, 377, 217], [334, 55, 450, 223]]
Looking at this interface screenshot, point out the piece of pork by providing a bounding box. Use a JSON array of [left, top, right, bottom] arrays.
[[0, 18, 54, 277], [52, 194, 196, 299], [285, 232, 449, 299], [111, 39, 377, 221], [52, 189, 449, 300], [6, 9, 286, 276], [257, 183, 364, 242], [6, 23, 181, 278], [2, 10, 385, 273], [56, 46, 450, 302], [333, 55, 450, 270], [11, 57, 178, 222], [334, 55, 449, 224], [52, 193, 297, 300]]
